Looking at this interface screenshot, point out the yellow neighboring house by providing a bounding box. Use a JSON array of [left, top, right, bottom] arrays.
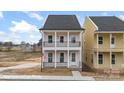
[[83, 16, 124, 71]]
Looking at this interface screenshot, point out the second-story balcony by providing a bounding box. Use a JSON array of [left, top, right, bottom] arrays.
[[43, 41, 81, 47]]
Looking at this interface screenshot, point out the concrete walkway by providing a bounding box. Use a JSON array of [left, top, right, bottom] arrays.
[[0, 64, 95, 80], [0, 71, 95, 81], [0, 63, 40, 72]]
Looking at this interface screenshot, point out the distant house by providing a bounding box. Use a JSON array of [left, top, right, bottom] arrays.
[[40, 15, 84, 70], [20, 42, 33, 52]]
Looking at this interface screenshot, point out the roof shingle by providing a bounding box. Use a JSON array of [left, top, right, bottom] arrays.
[[89, 16, 124, 31], [40, 15, 83, 30]]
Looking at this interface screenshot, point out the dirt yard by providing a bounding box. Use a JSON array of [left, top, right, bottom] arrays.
[[0, 67, 72, 76], [0, 51, 41, 67], [0, 51, 41, 62], [81, 71, 124, 80]]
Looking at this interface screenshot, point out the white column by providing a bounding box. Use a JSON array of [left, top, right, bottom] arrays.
[[96, 33, 99, 68], [80, 32, 83, 68], [96, 33, 99, 48], [67, 32, 69, 68], [55, 50, 56, 68], [110, 33, 112, 69], [55, 32, 57, 68], [42, 32, 44, 68], [55, 32, 56, 47], [110, 33, 112, 48], [110, 51, 112, 69], [96, 51, 99, 68]]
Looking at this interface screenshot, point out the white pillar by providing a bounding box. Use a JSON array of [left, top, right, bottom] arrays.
[[41, 32, 44, 68], [96, 33, 99, 68], [54, 32, 57, 68], [96, 51, 99, 68], [110, 33, 112, 69], [96, 33, 99, 48], [110, 51, 112, 69], [55, 50, 56, 68], [67, 50, 69, 68], [110, 33, 112, 48], [55, 32, 56, 47], [80, 32, 83, 68], [67, 32, 69, 68]]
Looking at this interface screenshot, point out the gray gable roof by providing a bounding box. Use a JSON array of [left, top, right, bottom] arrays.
[[89, 16, 124, 31], [40, 15, 83, 30]]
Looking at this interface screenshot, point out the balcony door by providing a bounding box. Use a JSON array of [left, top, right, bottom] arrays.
[[111, 36, 115, 48], [60, 36, 64, 43]]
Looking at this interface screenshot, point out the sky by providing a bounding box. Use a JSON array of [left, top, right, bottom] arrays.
[[0, 11, 124, 44]]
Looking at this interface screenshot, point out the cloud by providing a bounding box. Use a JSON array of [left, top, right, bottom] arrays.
[[0, 31, 6, 36], [9, 20, 38, 33], [101, 12, 108, 16], [118, 15, 124, 21], [0, 11, 3, 19], [23, 12, 43, 21]]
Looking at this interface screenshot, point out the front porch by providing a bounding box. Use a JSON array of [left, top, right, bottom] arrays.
[[42, 50, 82, 70]]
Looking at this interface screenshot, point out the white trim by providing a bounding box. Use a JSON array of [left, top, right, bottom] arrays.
[[42, 30, 83, 32], [87, 16, 98, 30], [95, 31, 124, 33]]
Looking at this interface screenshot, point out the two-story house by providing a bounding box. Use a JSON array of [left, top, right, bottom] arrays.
[[83, 16, 124, 71], [40, 15, 84, 70]]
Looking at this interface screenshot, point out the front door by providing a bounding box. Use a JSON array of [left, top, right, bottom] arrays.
[[70, 52, 77, 66], [60, 53, 64, 63]]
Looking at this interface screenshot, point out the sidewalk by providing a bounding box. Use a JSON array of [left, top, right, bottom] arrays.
[[0, 71, 95, 81]]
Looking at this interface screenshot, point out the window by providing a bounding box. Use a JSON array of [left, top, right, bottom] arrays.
[[72, 53, 76, 62], [98, 36, 103, 44], [48, 35, 52, 43], [60, 53, 64, 63], [71, 36, 76, 43], [60, 36, 64, 43], [48, 53, 52, 62], [111, 36, 115, 45], [98, 54, 103, 64], [111, 54, 115, 64]]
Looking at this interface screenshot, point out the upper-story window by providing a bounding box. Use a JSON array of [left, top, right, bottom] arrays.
[[60, 36, 64, 43], [48, 35, 52, 43], [111, 36, 115, 45], [71, 36, 76, 43], [98, 36, 103, 44]]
